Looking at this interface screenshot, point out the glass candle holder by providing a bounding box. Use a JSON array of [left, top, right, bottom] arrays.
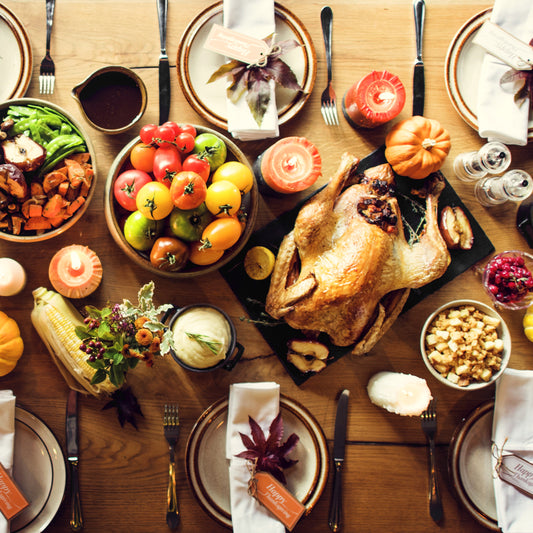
[[454, 141, 511, 182], [474, 170, 533, 207]]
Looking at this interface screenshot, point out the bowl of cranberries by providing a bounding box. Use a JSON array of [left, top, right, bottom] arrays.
[[482, 251, 533, 310]]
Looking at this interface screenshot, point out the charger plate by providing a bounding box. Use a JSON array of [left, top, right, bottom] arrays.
[[185, 394, 328, 528]]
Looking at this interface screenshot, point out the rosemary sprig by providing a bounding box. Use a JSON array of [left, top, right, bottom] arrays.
[[185, 332, 221, 355]]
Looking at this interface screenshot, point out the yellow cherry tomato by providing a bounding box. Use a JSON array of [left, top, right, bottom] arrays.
[[212, 161, 254, 195], [201, 217, 242, 251], [136, 181, 173, 220], [205, 180, 241, 217], [189, 241, 224, 266]]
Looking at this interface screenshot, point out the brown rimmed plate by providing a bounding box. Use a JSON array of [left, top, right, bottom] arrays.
[[177, 1, 317, 130], [448, 400, 499, 531], [0, 4, 32, 100], [185, 394, 329, 528], [444, 8, 533, 140]]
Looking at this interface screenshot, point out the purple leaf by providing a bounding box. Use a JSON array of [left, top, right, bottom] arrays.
[[239, 431, 256, 451], [249, 416, 266, 451], [246, 78, 271, 126]]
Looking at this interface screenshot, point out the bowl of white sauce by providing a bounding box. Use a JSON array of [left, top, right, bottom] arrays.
[[166, 304, 243, 372]]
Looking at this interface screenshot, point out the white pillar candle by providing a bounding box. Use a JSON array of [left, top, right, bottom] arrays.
[[0, 258, 27, 297]]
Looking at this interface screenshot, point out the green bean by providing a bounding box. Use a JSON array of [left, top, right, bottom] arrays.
[[44, 134, 85, 155]]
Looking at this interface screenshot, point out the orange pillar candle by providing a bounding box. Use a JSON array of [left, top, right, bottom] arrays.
[[342, 70, 406, 128], [49, 245, 102, 299]]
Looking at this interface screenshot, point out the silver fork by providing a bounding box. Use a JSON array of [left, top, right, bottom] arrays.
[[163, 404, 180, 529], [320, 6, 339, 125], [39, 0, 56, 94], [421, 399, 444, 524]]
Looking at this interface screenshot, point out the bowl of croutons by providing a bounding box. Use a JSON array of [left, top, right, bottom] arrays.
[[420, 300, 511, 390]]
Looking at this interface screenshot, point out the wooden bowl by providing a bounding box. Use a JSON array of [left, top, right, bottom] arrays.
[[0, 98, 97, 242], [104, 126, 258, 278]]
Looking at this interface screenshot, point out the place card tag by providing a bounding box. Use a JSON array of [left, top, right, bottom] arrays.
[[473, 21, 533, 71], [249, 471, 305, 531], [0, 463, 29, 520], [497, 453, 533, 498], [204, 24, 271, 65]]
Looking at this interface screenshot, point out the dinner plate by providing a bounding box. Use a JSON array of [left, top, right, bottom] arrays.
[[0, 4, 32, 101], [185, 395, 329, 528], [177, 1, 317, 130], [448, 400, 499, 531], [11, 407, 67, 533], [444, 9, 533, 140]]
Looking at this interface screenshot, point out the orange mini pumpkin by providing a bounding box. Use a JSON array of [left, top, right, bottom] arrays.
[[384, 116, 451, 180], [0, 310, 24, 376]]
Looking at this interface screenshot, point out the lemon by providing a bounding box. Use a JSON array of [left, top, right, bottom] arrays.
[[244, 246, 276, 280], [523, 306, 533, 342]]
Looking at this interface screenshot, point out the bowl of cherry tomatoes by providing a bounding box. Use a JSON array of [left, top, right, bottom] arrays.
[[104, 121, 258, 277]]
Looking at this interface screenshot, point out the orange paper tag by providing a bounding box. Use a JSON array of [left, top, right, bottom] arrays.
[[250, 471, 305, 531], [203, 24, 271, 65], [0, 463, 29, 520]]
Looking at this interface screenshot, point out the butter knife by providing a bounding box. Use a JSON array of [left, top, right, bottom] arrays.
[[157, 0, 170, 124], [66, 390, 83, 531], [412, 0, 425, 116], [328, 389, 350, 532]]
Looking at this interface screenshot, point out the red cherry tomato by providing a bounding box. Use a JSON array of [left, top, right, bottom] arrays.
[[182, 154, 210, 182], [113, 169, 153, 211], [180, 124, 197, 138], [169, 171, 207, 210], [130, 143, 156, 173], [139, 124, 158, 145], [175, 132, 195, 154], [153, 145, 182, 188], [162, 121, 181, 138], [154, 124, 176, 146]]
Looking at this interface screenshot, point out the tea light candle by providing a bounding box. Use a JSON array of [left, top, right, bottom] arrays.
[[0, 258, 26, 297], [343, 70, 406, 128], [49, 245, 102, 299]]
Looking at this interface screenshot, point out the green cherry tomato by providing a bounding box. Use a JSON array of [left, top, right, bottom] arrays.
[[193, 133, 227, 171], [169, 203, 213, 242], [123, 210, 164, 251]]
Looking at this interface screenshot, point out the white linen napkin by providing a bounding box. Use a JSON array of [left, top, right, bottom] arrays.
[[0, 390, 16, 533], [226, 382, 283, 533], [477, 0, 533, 146], [223, 0, 279, 141], [492, 368, 533, 533]]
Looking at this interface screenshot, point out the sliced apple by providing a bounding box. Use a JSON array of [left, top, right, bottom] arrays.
[[439, 205, 474, 250]]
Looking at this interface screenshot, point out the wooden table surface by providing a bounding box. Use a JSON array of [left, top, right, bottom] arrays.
[[1, 1, 532, 532]]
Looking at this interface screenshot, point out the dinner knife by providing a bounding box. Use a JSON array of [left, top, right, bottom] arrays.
[[412, 0, 425, 116], [157, 0, 170, 125], [328, 389, 350, 532], [66, 389, 83, 531]]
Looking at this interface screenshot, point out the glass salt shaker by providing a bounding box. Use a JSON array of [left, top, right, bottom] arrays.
[[454, 141, 511, 182], [474, 169, 533, 207]]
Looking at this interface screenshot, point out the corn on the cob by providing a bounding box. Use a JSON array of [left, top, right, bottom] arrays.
[[31, 287, 117, 397]]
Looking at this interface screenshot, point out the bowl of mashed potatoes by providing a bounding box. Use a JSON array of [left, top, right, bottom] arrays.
[[167, 304, 243, 371]]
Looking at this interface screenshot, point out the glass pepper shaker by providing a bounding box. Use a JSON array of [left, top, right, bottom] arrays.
[[474, 169, 533, 207], [454, 141, 511, 182]]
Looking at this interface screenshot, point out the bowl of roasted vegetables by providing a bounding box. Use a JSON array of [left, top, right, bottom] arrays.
[[0, 98, 96, 242]]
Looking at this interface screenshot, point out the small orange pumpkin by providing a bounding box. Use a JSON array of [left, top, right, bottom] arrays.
[[0, 310, 24, 376], [384, 116, 451, 180]]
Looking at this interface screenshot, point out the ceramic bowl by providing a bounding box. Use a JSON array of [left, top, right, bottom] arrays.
[[0, 98, 97, 242], [165, 304, 244, 372], [482, 250, 533, 310], [104, 125, 258, 277], [420, 299, 511, 391]]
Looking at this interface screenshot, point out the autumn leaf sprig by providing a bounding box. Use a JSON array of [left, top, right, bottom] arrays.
[[499, 38, 533, 111]]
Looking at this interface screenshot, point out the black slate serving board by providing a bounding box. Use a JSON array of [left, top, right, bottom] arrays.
[[220, 146, 494, 385]]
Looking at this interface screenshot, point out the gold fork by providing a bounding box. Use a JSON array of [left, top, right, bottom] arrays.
[[163, 404, 180, 529]]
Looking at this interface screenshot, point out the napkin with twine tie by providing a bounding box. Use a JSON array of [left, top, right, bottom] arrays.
[[492, 368, 533, 533], [0, 390, 16, 533], [226, 382, 284, 533], [223, 0, 279, 141], [477, 0, 533, 146]]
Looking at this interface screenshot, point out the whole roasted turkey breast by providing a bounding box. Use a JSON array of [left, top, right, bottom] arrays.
[[265, 153, 451, 352]]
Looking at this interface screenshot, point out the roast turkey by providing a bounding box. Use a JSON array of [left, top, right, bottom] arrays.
[[265, 153, 451, 351]]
